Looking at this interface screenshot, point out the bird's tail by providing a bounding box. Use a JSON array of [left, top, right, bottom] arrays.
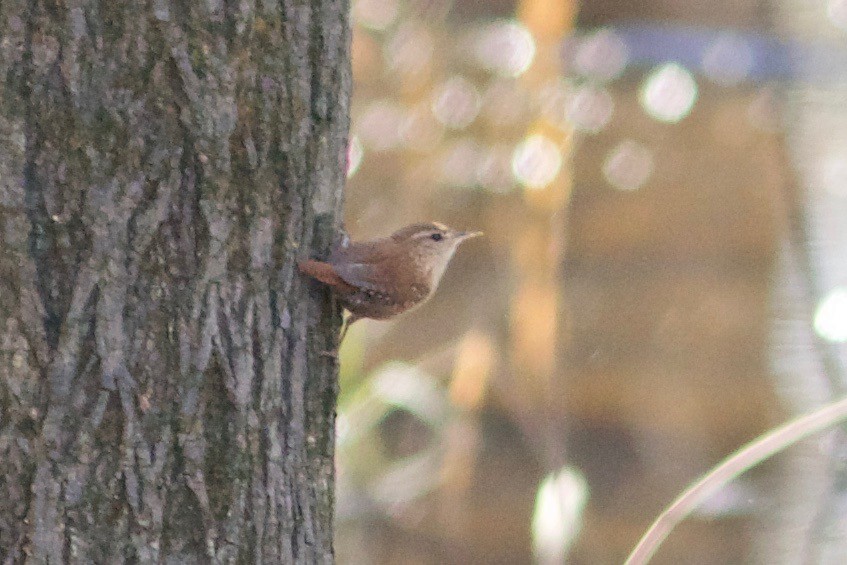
[[297, 259, 356, 292]]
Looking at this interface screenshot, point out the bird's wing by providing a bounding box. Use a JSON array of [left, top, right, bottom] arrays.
[[297, 259, 357, 293], [329, 240, 399, 293]]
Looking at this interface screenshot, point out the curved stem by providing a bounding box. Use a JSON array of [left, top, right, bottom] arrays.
[[625, 395, 847, 565]]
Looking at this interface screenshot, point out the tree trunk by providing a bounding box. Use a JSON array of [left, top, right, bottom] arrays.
[[0, 0, 350, 562]]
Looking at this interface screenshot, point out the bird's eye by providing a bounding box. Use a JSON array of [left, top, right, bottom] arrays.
[[430, 233, 443, 242]]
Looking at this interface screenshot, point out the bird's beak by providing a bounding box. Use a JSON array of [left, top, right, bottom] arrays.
[[456, 230, 483, 240]]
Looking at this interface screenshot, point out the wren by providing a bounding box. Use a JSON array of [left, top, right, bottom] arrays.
[[298, 222, 482, 339]]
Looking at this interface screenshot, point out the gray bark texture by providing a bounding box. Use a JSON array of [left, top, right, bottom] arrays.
[[0, 0, 350, 562]]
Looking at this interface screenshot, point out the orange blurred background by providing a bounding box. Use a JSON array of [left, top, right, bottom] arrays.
[[335, 0, 847, 563]]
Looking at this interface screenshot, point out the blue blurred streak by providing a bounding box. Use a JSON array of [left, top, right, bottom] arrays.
[[582, 22, 847, 83]]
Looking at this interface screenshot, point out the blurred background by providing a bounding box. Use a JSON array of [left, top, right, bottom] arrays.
[[334, 0, 847, 563]]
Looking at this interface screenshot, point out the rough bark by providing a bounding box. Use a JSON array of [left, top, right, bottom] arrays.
[[0, 0, 350, 562]]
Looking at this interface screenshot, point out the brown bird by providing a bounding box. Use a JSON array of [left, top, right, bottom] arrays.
[[299, 222, 482, 339]]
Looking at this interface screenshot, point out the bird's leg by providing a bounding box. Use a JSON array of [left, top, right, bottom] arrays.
[[338, 313, 360, 343], [319, 313, 360, 359]]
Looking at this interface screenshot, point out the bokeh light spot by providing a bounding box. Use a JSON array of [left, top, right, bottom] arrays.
[[440, 138, 483, 188], [353, 0, 398, 31], [532, 467, 589, 564], [567, 84, 614, 133], [357, 100, 406, 151], [473, 21, 536, 77], [476, 144, 517, 194], [573, 28, 629, 82], [828, 0, 847, 31], [602, 140, 654, 191], [639, 63, 698, 123], [372, 362, 446, 424], [385, 24, 434, 83], [511, 135, 563, 190], [347, 135, 363, 178], [336, 413, 350, 444], [432, 76, 481, 130], [398, 105, 443, 152], [815, 288, 847, 342], [819, 152, 847, 197], [701, 34, 753, 86]]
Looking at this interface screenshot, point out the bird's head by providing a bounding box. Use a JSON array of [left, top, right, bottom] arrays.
[[392, 222, 482, 287]]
